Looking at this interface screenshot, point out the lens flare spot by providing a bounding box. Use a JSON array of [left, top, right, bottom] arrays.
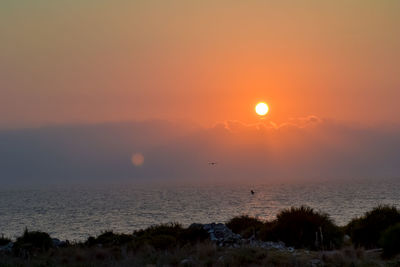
[[131, 153, 144, 166]]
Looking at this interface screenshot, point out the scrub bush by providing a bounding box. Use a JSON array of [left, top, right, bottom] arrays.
[[13, 229, 53, 256], [226, 215, 264, 238], [270, 206, 343, 250], [133, 223, 208, 250], [346, 205, 400, 249], [379, 223, 400, 258], [86, 231, 134, 246]]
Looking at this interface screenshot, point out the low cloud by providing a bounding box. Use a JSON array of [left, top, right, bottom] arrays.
[[0, 118, 399, 186]]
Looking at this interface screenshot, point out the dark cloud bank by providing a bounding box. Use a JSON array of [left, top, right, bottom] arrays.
[[0, 118, 399, 186]]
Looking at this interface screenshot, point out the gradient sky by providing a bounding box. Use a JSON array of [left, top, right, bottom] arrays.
[[1, 1, 400, 185], [1, 0, 400, 128]]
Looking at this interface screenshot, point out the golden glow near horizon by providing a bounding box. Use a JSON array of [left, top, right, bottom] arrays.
[[255, 102, 269, 116]]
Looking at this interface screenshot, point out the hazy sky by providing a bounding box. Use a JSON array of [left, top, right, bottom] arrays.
[[1, 1, 400, 185], [1, 0, 400, 128], [1, 119, 399, 186]]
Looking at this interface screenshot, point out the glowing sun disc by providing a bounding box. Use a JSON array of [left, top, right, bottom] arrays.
[[255, 102, 269, 116]]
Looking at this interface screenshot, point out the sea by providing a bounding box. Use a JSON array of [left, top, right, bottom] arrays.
[[0, 178, 399, 241]]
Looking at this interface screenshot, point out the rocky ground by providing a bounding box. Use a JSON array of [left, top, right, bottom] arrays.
[[199, 223, 294, 252]]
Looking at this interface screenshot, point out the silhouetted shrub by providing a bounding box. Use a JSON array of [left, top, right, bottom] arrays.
[[258, 221, 277, 241], [132, 223, 208, 250], [148, 234, 177, 250], [180, 224, 209, 244], [226, 215, 264, 238], [379, 223, 400, 258], [135, 223, 183, 238], [0, 234, 11, 246], [13, 229, 53, 256], [270, 206, 343, 250], [133, 223, 183, 250], [86, 231, 134, 247], [86, 236, 96, 247], [345, 205, 400, 249]]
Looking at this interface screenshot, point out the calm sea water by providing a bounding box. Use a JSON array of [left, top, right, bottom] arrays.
[[0, 179, 399, 241]]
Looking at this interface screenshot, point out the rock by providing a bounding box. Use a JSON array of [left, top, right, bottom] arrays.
[[52, 238, 67, 247], [0, 242, 13, 253], [52, 238, 61, 246], [195, 223, 296, 253], [180, 258, 195, 266], [209, 233, 217, 241], [245, 238, 296, 252], [310, 258, 322, 267], [218, 255, 225, 262], [201, 223, 242, 247]]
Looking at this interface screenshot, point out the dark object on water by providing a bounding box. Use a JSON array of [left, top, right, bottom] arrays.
[[208, 162, 217, 166], [251, 190, 255, 195]]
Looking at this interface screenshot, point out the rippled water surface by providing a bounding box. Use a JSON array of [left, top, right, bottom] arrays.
[[1, 179, 399, 241]]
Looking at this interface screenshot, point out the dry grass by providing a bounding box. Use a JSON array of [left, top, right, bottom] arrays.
[[2, 243, 396, 267]]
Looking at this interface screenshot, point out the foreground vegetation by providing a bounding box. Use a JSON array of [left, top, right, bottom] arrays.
[[1, 205, 400, 266], [1, 243, 390, 267]]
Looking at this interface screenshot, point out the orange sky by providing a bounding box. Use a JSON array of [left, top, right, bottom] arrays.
[[1, 1, 400, 128]]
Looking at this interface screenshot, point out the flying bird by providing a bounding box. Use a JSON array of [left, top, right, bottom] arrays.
[[208, 162, 218, 166]]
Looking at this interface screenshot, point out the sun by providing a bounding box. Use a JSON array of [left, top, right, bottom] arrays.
[[255, 102, 269, 116]]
